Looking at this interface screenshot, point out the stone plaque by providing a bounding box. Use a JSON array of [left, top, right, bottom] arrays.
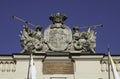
[[43, 61, 74, 74]]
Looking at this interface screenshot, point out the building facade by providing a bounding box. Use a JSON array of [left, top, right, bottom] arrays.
[[0, 13, 120, 79], [0, 53, 120, 79]]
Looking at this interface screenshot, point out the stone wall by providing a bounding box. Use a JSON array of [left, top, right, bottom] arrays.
[[0, 53, 120, 79]]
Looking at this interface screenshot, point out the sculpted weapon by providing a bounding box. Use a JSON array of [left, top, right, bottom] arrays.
[[12, 16, 36, 27], [12, 16, 43, 53], [79, 24, 103, 29]]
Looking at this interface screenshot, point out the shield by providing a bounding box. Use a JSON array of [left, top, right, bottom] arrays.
[[44, 25, 72, 51]]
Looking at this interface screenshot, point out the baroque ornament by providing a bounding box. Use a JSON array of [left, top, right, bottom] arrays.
[[44, 13, 72, 51], [19, 13, 103, 53]]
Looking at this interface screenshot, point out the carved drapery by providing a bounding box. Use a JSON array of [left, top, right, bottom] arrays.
[[101, 61, 106, 72], [100, 61, 120, 72], [116, 61, 120, 71], [0, 61, 16, 72]]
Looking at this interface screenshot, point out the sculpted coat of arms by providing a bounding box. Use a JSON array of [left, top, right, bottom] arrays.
[[44, 24, 72, 51], [44, 13, 72, 51], [18, 13, 103, 53]]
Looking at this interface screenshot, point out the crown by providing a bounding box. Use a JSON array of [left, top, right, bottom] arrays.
[[49, 13, 67, 23]]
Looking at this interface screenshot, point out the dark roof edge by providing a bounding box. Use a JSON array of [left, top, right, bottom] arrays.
[[0, 52, 120, 56]]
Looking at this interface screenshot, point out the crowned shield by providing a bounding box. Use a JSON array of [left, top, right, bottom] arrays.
[[44, 24, 72, 51]]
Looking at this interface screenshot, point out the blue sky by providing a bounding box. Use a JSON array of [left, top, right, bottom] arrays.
[[0, 0, 120, 54]]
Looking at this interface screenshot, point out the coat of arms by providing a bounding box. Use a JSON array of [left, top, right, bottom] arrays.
[[16, 12, 102, 53], [44, 13, 72, 51], [44, 24, 72, 51]]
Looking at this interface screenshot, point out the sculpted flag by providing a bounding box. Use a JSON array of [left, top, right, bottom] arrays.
[[28, 53, 36, 79], [109, 52, 120, 79]]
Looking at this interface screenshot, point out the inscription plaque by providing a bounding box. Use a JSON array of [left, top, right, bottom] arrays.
[[43, 61, 74, 74]]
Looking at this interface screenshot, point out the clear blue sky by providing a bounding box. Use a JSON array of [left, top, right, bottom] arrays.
[[0, 0, 120, 55]]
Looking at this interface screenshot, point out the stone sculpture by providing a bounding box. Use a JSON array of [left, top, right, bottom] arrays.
[[20, 25, 44, 53], [19, 13, 102, 53], [44, 13, 72, 51]]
